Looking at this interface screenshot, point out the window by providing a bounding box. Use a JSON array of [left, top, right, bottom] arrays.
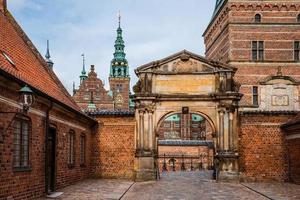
[[253, 86, 258, 106], [294, 41, 300, 61], [80, 134, 86, 165], [297, 14, 300, 23], [13, 117, 30, 169], [116, 84, 123, 92], [255, 14, 261, 23], [252, 41, 264, 61], [68, 131, 75, 166]]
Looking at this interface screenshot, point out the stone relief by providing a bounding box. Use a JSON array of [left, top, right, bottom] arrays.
[[158, 59, 212, 73]]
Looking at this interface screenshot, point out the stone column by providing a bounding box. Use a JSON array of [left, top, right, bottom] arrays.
[[135, 105, 156, 181], [219, 110, 224, 151], [216, 108, 239, 182]]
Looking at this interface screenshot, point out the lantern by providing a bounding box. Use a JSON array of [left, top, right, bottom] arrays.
[[19, 85, 34, 112]]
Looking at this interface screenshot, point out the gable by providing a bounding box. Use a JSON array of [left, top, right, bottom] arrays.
[[136, 50, 235, 75]]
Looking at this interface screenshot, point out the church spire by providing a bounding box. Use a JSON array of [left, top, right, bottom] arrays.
[[80, 53, 88, 83], [45, 40, 54, 69], [109, 11, 129, 78]]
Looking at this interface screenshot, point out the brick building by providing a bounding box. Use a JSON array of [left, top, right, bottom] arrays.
[[203, 0, 300, 182], [0, 1, 97, 199], [73, 64, 114, 111], [73, 15, 131, 111]]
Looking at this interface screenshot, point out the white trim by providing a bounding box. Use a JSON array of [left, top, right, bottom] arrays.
[[286, 134, 300, 140], [0, 95, 86, 131]]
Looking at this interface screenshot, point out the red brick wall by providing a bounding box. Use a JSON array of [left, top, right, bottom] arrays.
[[287, 138, 300, 185], [0, 80, 94, 200], [204, 1, 300, 106], [92, 116, 135, 180], [238, 114, 294, 182]]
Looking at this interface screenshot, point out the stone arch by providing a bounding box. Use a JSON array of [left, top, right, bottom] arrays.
[[155, 110, 216, 136]]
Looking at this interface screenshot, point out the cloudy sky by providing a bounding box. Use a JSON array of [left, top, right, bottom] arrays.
[[8, 0, 215, 93]]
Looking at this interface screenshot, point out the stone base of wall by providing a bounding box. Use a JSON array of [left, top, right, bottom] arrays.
[[92, 116, 135, 180], [239, 114, 293, 182]]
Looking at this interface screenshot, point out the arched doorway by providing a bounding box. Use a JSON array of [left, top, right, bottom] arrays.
[[156, 113, 215, 176], [133, 50, 241, 181]]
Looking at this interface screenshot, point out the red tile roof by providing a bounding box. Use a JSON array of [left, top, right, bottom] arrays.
[[0, 10, 83, 113]]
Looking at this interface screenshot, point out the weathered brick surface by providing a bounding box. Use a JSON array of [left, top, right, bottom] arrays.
[[287, 138, 300, 184], [238, 114, 294, 182], [0, 81, 94, 200], [92, 116, 135, 180]]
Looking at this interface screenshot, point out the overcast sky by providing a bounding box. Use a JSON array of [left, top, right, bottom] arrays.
[[8, 0, 215, 93]]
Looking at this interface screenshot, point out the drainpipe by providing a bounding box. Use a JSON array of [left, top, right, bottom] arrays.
[[45, 101, 53, 195]]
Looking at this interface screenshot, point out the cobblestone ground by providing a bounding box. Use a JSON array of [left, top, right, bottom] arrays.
[[122, 171, 267, 200], [42, 171, 300, 200]]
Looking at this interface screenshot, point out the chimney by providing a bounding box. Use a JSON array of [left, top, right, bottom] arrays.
[[0, 0, 7, 13]]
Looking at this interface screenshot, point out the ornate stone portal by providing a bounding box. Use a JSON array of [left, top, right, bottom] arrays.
[[132, 50, 243, 181]]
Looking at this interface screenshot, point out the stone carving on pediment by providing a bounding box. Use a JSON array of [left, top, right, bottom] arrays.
[[168, 59, 212, 73], [133, 80, 141, 93]]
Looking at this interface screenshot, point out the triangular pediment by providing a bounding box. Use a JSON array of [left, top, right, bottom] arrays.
[[135, 50, 235, 75]]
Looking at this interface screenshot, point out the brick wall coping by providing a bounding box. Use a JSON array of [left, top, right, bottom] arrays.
[[239, 110, 298, 116], [86, 110, 135, 116], [158, 140, 214, 147]]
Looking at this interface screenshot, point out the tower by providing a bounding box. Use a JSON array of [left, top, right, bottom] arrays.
[[80, 53, 88, 84], [203, 0, 300, 110], [109, 12, 130, 110], [45, 40, 54, 69]]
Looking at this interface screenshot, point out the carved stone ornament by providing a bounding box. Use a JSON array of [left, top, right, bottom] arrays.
[[133, 80, 142, 93]]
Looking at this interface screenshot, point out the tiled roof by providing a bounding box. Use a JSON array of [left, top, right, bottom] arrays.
[[0, 10, 83, 113], [158, 140, 214, 147], [240, 110, 298, 115], [282, 113, 300, 128], [86, 109, 135, 116]]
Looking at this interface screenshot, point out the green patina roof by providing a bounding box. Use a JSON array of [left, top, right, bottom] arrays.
[[110, 14, 129, 78], [214, 0, 225, 16], [129, 98, 135, 108], [165, 114, 181, 122], [191, 114, 204, 122], [165, 114, 204, 122]]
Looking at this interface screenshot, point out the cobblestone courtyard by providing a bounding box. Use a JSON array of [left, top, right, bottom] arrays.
[[44, 171, 300, 200]]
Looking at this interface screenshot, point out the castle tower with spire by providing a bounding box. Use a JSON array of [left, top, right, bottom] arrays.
[[73, 12, 131, 111], [80, 53, 88, 84], [45, 40, 54, 69], [109, 12, 130, 110]]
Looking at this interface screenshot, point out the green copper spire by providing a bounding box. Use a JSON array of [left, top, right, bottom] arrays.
[[110, 11, 129, 78], [80, 53, 88, 83]]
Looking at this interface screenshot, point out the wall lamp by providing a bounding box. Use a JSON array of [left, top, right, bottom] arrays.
[[0, 85, 35, 114]]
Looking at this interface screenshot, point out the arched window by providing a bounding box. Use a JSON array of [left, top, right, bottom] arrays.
[[255, 14, 261, 23], [297, 14, 300, 23], [13, 115, 31, 169]]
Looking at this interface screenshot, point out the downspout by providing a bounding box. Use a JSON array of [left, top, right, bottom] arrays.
[[45, 101, 53, 195]]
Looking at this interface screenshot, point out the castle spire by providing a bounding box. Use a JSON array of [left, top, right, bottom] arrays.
[[80, 53, 88, 83], [118, 10, 121, 28], [45, 40, 54, 69], [109, 11, 129, 78]]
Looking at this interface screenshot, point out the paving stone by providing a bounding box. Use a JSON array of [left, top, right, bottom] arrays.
[[40, 171, 300, 200]]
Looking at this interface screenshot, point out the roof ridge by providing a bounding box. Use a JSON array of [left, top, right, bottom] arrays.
[[4, 10, 81, 111]]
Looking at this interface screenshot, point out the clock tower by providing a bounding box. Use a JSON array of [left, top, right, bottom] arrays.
[[109, 13, 130, 110]]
